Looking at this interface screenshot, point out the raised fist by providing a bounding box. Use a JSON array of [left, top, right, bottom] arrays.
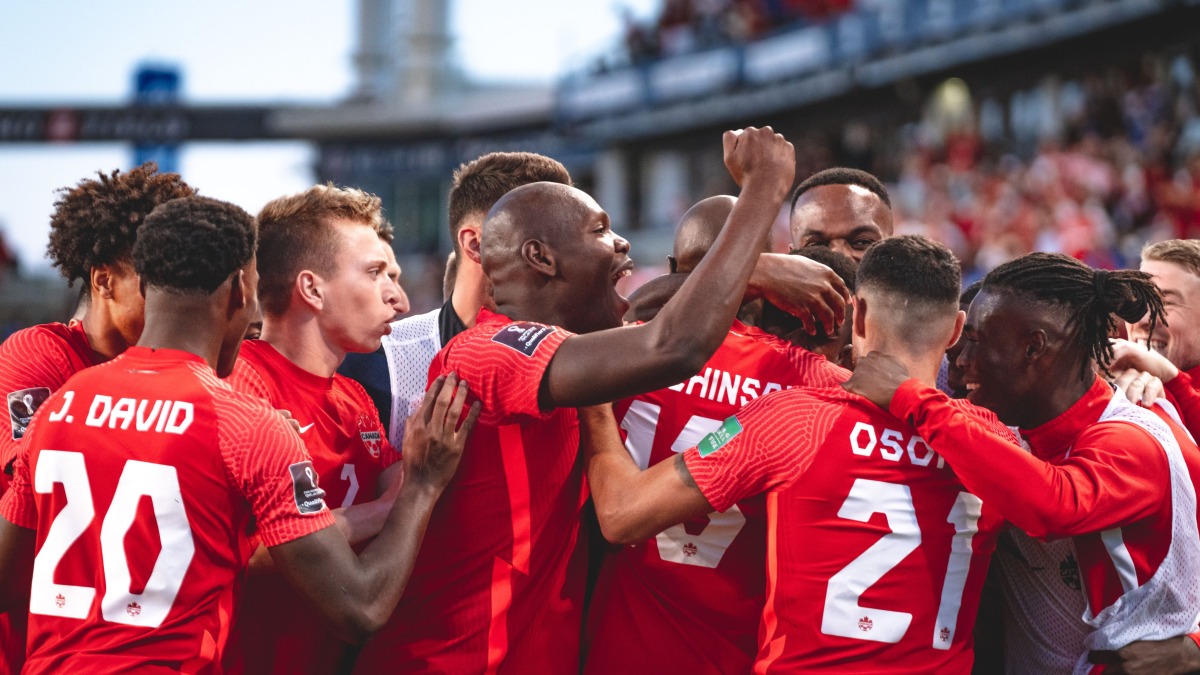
[[722, 126, 795, 198]]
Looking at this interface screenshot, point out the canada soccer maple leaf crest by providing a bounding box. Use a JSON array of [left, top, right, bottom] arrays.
[[858, 616, 873, 631], [54, 594, 65, 608], [682, 542, 698, 557], [127, 602, 141, 617], [940, 627, 951, 642]]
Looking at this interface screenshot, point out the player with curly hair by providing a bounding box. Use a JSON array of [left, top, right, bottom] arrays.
[[0, 162, 193, 672], [0, 195, 478, 673]]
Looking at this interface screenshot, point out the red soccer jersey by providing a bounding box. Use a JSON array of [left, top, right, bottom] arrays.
[[683, 387, 1012, 673], [222, 339, 398, 675], [0, 322, 97, 484], [586, 322, 850, 674], [353, 309, 587, 675], [0, 320, 98, 674], [1165, 365, 1200, 440], [891, 377, 1200, 667], [0, 347, 334, 674]]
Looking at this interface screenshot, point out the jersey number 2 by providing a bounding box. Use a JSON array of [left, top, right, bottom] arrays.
[[620, 400, 745, 569], [821, 478, 981, 649], [29, 451, 195, 629]]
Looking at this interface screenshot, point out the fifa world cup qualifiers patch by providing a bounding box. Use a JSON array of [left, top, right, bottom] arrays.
[[697, 416, 743, 457], [8, 388, 50, 440], [491, 322, 557, 357], [289, 461, 328, 515]]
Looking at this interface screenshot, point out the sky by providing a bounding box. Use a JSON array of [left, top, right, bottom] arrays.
[[0, 0, 657, 274]]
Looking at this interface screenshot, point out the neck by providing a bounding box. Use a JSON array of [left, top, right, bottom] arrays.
[[136, 295, 224, 371], [260, 311, 344, 378], [865, 337, 943, 387], [79, 298, 132, 363], [1018, 371, 1094, 429], [450, 259, 489, 329]]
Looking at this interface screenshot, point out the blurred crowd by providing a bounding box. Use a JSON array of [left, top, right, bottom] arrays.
[[614, 0, 853, 67], [883, 50, 1200, 282]]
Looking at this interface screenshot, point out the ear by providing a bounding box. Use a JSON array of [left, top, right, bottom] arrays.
[[1026, 329, 1049, 362], [91, 265, 116, 300], [295, 270, 324, 311], [946, 309, 966, 350], [836, 342, 855, 369], [521, 239, 556, 278], [226, 270, 247, 316], [460, 224, 483, 265], [851, 295, 867, 341]]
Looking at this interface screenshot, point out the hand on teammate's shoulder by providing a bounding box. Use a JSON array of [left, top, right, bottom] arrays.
[[401, 373, 482, 492], [842, 351, 912, 409]]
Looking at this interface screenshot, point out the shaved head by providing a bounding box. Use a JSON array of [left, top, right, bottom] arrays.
[[481, 182, 599, 273], [480, 181, 631, 334], [672, 196, 737, 273]]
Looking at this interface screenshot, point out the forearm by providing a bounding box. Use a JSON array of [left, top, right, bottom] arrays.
[[582, 406, 707, 543], [892, 381, 1146, 538], [335, 498, 397, 545], [346, 481, 442, 631], [651, 180, 785, 365], [274, 481, 444, 642]]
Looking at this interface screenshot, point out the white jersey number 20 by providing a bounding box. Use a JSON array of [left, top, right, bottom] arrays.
[[29, 451, 195, 629]]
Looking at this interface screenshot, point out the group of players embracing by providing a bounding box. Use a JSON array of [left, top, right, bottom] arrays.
[[1, 126, 1200, 675]]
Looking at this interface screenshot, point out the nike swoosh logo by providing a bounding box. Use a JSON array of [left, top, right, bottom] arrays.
[[298, 423, 315, 434]]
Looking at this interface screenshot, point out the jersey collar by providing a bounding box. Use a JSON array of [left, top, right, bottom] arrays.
[[1020, 376, 1113, 461]]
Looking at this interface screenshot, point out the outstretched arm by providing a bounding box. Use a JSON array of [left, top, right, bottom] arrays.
[[845, 352, 1163, 539], [268, 374, 480, 643], [580, 405, 713, 544], [545, 128, 842, 408]]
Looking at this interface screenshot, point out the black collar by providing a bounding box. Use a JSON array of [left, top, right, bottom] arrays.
[[439, 297, 468, 348]]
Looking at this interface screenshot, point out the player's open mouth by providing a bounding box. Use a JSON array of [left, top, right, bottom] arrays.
[[964, 382, 980, 392], [611, 260, 634, 285]]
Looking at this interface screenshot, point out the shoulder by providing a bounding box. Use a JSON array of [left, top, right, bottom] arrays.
[[199, 364, 289, 436], [0, 323, 74, 363], [445, 314, 568, 362], [0, 323, 85, 393], [947, 399, 1021, 444], [740, 385, 848, 430]]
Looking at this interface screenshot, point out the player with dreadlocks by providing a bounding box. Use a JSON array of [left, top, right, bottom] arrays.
[[845, 252, 1200, 672]]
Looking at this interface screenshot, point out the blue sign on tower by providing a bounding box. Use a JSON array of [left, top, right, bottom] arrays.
[[132, 64, 181, 173]]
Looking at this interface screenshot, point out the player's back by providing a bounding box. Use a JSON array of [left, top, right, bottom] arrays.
[[587, 323, 849, 674], [755, 388, 1008, 673], [353, 310, 587, 674], [10, 347, 299, 673]]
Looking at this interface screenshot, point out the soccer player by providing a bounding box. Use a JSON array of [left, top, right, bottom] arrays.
[[0, 162, 194, 672], [843, 252, 1200, 672], [1111, 239, 1200, 439], [583, 198, 851, 674], [0, 195, 478, 673], [221, 185, 408, 674], [377, 152, 573, 447], [790, 167, 893, 261], [337, 220, 410, 437], [353, 127, 850, 673], [583, 235, 1014, 672]]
